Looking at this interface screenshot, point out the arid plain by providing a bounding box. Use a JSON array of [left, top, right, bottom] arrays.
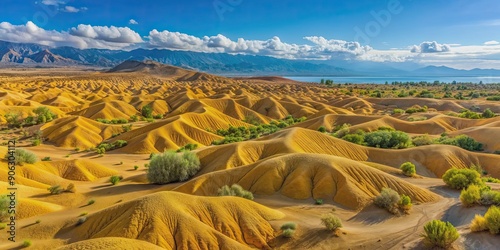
[[1, 61, 500, 250]]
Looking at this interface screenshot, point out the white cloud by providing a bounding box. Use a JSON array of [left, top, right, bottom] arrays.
[[41, 0, 64, 6], [129, 19, 138, 25], [62, 6, 84, 13], [69, 24, 143, 43], [148, 30, 372, 60], [411, 41, 451, 53], [485, 40, 500, 45], [0, 21, 142, 50]]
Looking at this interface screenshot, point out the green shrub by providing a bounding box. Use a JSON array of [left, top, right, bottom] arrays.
[[412, 134, 434, 146], [22, 239, 32, 247], [4, 148, 38, 165], [280, 222, 297, 230], [176, 143, 198, 152], [479, 190, 500, 206], [217, 184, 254, 200], [32, 139, 41, 146], [87, 200, 95, 205], [437, 135, 483, 151], [35, 219, 41, 224], [0, 223, 6, 229], [460, 185, 481, 207], [315, 199, 324, 205], [399, 194, 412, 212], [442, 168, 482, 190], [393, 108, 405, 114], [33, 106, 55, 124], [130, 115, 139, 122], [486, 96, 500, 101], [400, 162, 416, 177], [41, 156, 51, 161], [422, 220, 459, 248], [282, 228, 295, 238], [147, 151, 201, 184], [0, 195, 10, 222], [459, 110, 481, 119], [109, 176, 122, 185], [133, 165, 139, 170], [364, 130, 412, 149], [318, 126, 327, 133], [141, 104, 153, 118], [48, 185, 64, 195], [485, 205, 500, 234], [470, 214, 487, 232], [374, 188, 400, 214], [342, 133, 365, 145], [482, 108, 496, 118], [320, 213, 342, 231]]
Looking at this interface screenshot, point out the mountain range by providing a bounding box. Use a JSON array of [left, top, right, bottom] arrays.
[[1, 40, 500, 77]]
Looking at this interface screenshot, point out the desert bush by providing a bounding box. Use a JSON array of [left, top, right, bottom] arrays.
[[485, 205, 500, 234], [109, 176, 122, 185], [22, 239, 32, 247], [0, 223, 6, 229], [412, 134, 434, 146], [65, 183, 76, 193], [342, 133, 365, 145], [374, 188, 400, 214], [332, 124, 351, 138], [4, 148, 38, 166], [32, 139, 41, 146], [400, 162, 416, 177], [470, 214, 487, 232], [133, 165, 139, 170], [320, 213, 342, 231], [399, 194, 412, 212], [282, 228, 295, 238], [479, 190, 500, 206], [33, 106, 55, 124], [442, 168, 482, 190], [0, 195, 9, 222], [487, 96, 500, 101], [76, 216, 86, 226], [437, 134, 483, 151], [315, 199, 324, 205], [87, 200, 95, 205], [141, 104, 153, 118], [130, 115, 139, 122], [217, 184, 254, 200], [364, 130, 412, 149], [48, 185, 64, 195], [406, 105, 428, 114], [422, 220, 459, 248], [460, 185, 481, 207], [122, 124, 132, 132], [393, 108, 405, 114], [4, 112, 22, 128], [482, 108, 496, 118], [281, 222, 297, 230], [147, 151, 201, 184], [176, 143, 198, 152], [318, 126, 327, 133], [459, 110, 481, 119], [482, 177, 500, 183]]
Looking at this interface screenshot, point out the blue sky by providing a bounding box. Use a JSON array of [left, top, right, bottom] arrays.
[[1, 0, 500, 69]]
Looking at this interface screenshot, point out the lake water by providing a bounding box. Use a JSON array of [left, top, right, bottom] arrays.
[[285, 76, 500, 84]]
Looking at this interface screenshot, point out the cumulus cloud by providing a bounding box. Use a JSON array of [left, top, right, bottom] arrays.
[[129, 19, 138, 25], [69, 24, 143, 43], [62, 6, 86, 13], [0, 21, 142, 50], [41, 0, 64, 6], [410, 41, 451, 53], [148, 30, 372, 60], [485, 40, 500, 45]]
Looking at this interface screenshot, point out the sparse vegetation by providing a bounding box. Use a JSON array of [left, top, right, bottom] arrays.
[[133, 165, 139, 170], [87, 200, 95, 205], [76, 216, 87, 226], [470, 214, 488, 232], [400, 162, 416, 177], [422, 220, 459, 248], [217, 184, 254, 200], [109, 175, 122, 185], [22, 239, 32, 247], [320, 213, 342, 231], [0, 195, 10, 222], [460, 185, 481, 207], [176, 143, 198, 152], [282, 228, 295, 238], [442, 168, 482, 190], [147, 151, 201, 184], [485, 205, 500, 234], [141, 104, 153, 118], [4, 148, 38, 166]]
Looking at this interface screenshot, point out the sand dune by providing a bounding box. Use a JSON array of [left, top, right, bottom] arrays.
[[63, 191, 283, 249], [175, 153, 439, 209]]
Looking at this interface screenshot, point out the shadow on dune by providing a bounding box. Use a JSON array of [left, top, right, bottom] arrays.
[[347, 205, 393, 225]]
